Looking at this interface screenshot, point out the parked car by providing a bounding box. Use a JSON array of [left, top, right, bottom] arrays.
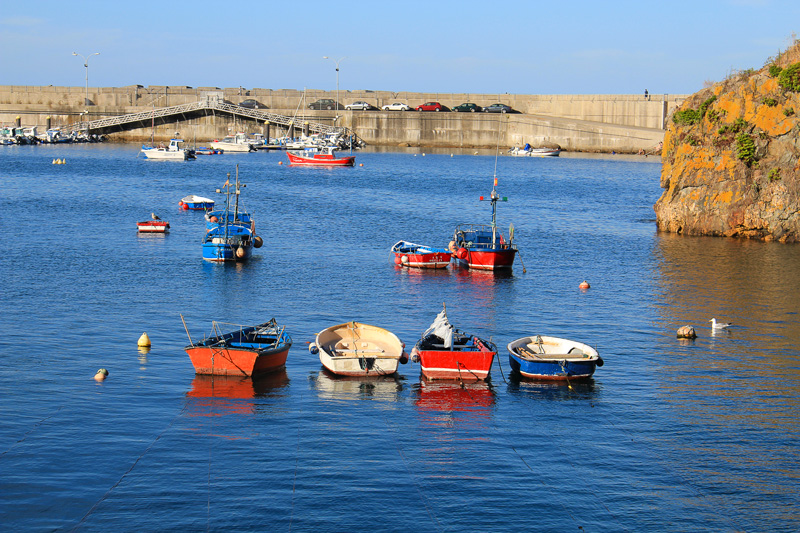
[[309, 99, 343, 110], [483, 103, 514, 113], [382, 102, 411, 111], [453, 102, 481, 113], [345, 101, 375, 111], [238, 99, 265, 109], [416, 101, 445, 112]]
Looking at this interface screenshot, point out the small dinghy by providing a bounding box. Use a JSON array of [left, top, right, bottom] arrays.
[[391, 240, 451, 269], [412, 305, 496, 381], [507, 335, 603, 380], [184, 318, 292, 377], [136, 220, 170, 233], [311, 321, 408, 377]]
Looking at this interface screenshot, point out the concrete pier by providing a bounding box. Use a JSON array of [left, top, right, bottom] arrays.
[[0, 85, 686, 152]]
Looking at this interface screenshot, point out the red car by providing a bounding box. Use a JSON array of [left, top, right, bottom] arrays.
[[416, 101, 445, 112]]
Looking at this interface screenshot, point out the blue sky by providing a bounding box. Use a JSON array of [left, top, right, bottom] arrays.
[[1, 0, 798, 96]]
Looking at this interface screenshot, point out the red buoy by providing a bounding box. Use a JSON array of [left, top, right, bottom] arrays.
[[579, 280, 590, 289]]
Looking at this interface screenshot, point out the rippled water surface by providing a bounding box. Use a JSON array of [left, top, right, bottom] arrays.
[[1, 144, 799, 531]]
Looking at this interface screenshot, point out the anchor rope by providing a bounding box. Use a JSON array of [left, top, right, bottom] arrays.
[[0, 405, 64, 459], [72, 402, 189, 531]]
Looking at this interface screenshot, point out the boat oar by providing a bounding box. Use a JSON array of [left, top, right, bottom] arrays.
[[517, 249, 527, 274], [180, 314, 194, 345]]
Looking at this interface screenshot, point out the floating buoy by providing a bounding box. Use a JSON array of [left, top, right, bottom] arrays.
[[278, 161, 283, 165], [308, 342, 319, 354], [677, 325, 697, 339], [359, 163, 363, 167], [94, 368, 108, 381], [422, 153, 426, 156], [450, 154, 454, 157], [137, 332, 151, 347], [579, 281, 590, 289]]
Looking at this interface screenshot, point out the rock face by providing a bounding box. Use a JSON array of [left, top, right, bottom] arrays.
[[654, 42, 800, 242]]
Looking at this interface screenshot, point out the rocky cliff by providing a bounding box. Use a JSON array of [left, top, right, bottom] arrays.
[[654, 41, 800, 242]]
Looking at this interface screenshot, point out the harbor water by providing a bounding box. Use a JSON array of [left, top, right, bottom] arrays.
[[1, 144, 799, 531]]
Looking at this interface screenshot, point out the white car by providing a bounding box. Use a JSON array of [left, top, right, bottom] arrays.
[[382, 102, 411, 111], [345, 101, 374, 111]]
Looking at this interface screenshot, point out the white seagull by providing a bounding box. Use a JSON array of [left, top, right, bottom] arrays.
[[709, 318, 732, 330], [151, 212, 161, 221]]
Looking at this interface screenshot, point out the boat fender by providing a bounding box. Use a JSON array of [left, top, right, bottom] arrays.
[[448, 240, 457, 254], [308, 342, 319, 354], [236, 247, 246, 258], [596, 356, 604, 367], [400, 255, 408, 264], [400, 351, 409, 365], [410, 346, 420, 363], [254, 235, 263, 248], [394, 255, 402, 265], [456, 248, 468, 260]]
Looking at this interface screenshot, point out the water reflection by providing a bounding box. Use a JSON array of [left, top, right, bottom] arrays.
[[414, 379, 496, 412], [309, 368, 404, 402], [507, 376, 598, 401], [186, 371, 290, 416]]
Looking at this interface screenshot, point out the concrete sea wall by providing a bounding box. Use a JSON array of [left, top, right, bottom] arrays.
[[0, 85, 687, 152]]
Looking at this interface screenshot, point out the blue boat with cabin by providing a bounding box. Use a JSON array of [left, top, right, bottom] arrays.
[[202, 165, 262, 262]]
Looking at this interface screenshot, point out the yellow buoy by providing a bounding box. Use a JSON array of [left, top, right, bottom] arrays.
[[359, 163, 363, 167], [138, 332, 151, 347]]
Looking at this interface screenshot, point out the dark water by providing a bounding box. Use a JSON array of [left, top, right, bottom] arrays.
[[1, 144, 799, 532]]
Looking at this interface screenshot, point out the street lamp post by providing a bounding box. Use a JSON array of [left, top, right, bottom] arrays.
[[323, 56, 345, 122], [73, 51, 100, 107]]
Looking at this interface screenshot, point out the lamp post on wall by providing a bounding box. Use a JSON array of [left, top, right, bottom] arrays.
[[323, 56, 345, 123], [72, 51, 99, 107]]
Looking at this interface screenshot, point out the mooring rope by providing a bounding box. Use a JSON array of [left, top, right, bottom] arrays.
[[71, 402, 189, 531], [0, 405, 64, 459]]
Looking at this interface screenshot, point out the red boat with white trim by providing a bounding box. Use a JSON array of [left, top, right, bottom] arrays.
[[136, 220, 170, 233], [391, 240, 451, 269], [411, 305, 497, 381], [286, 145, 355, 167]]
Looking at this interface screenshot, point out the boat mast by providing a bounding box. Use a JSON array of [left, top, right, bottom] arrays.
[[233, 164, 240, 222]]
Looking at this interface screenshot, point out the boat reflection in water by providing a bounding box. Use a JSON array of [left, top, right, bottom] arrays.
[[310, 368, 404, 402], [186, 371, 290, 417], [415, 379, 495, 412], [506, 375, 598, 401]]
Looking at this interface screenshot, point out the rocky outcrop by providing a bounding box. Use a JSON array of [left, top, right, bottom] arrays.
[[654, 42, 800, 242]]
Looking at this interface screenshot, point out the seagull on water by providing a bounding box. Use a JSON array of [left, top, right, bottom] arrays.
[[709, 318, 732, 330], [151, 212, 161, 221]]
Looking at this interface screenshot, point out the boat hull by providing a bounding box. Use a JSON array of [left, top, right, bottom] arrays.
[[180, 195, 214, 210], [507, 336, 600, 380], [209, 142, 254, 152], [452, 248, 516, 270], [137, 221, 170, 233], [186, 345, 289, 376], [418, 348, 495, 381], [315, 322, 405, 376], [141, 148, 189, 160], [202, 241, 253, 262], [287, 152, 355, 167]]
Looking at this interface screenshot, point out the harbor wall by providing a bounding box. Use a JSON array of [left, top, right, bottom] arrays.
[[0, 85, 686, 152]]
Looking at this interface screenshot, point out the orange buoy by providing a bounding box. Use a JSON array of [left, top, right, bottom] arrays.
[[94, 368, 108, 381], [579, 281, 590, 289], [209, 216, 218, 223], [359, 163, 363, 166], [278, 161, 283, 165]]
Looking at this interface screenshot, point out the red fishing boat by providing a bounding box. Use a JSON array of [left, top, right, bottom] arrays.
[[286, 145, 355, 167], [449, 177, 518, 271], [183, 318, 292, 377], [411, 305, 497, 381], [391, 240, 451, 269]]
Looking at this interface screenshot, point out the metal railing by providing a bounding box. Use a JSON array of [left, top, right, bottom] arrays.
[[59, 99, 352, 139]]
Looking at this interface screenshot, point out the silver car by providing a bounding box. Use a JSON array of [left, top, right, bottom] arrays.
[[345, 101, 374, 111]]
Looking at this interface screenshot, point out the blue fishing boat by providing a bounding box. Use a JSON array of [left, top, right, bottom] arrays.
[[202, 165, 263, 262], [507, 335, 603, 380]]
